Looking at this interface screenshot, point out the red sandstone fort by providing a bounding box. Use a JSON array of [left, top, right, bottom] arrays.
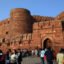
[[0, 8, 64, 53]]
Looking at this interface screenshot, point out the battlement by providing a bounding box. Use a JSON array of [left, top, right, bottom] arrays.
[[33, 15, 54, 22]]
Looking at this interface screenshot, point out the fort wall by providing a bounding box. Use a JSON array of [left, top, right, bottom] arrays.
[[0, 8, 64, 53]]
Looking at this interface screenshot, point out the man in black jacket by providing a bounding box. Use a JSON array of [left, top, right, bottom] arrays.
[[17, 49, 22, 64], [45, 47, 54, 64]]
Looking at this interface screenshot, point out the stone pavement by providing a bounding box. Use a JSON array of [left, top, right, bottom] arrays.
[[21, 56, 41, 64], [21, 56, 57, 64]]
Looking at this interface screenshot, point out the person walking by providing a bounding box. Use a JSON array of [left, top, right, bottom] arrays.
[[35, 49, 38, 56], [5, 49, 11, 64], [57, 48, 64, 64], [10, 49, 18, 64], [40, 48, 46, 64], [0, 49, 5, 64], [17, 49, 22, 64], [45, 47, 54, 64], [31, 49, 35, 56]]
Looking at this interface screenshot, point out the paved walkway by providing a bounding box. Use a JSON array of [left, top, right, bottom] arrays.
[[22, 56, 41, 64]]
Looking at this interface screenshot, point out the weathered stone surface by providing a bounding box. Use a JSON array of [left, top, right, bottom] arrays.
[[0, 8, 64, 53]]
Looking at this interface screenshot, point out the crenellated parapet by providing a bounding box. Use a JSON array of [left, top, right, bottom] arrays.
[[32, 15, 54, 22]]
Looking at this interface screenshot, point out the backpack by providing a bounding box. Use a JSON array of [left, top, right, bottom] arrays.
[[45, 50, 54, 61]]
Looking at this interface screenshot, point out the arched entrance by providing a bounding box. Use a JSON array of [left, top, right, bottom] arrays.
[[43, 38, 52, 49]]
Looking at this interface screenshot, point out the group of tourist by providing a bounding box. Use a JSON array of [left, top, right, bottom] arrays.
[[40, 47, 64, 64], [0, 44, 64, 64], [0, 48, 22, 64], [40, 47, 54, 64]]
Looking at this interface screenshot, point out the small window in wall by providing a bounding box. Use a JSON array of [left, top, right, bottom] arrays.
[[2, 38, 5, 42], [6, 31, 9, 34], [19, 40, 22, 44], [0, 43, 2, 46], [61, 21, 64, 30], [7, 43, 10, 46], [8, 21, 9, 24]]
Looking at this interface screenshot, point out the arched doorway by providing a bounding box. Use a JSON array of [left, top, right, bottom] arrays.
[[43, 38, 52, 49]]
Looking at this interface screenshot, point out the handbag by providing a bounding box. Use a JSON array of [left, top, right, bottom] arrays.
[[44, 55, 48, 64], [44, 55, 46, 61]]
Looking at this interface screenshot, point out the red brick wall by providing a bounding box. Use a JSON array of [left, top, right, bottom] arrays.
[[0, 8, 64, 53]]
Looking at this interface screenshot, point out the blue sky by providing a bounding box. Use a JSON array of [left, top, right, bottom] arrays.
[[0, 0, 64, 20]]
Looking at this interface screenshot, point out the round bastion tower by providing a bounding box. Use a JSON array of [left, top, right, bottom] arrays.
[[10, 8, 33, 34]]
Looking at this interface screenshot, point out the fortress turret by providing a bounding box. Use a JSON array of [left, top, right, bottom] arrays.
[[10, 8, 33, 34]]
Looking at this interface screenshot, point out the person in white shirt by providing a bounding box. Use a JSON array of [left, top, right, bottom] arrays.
[[57, 48, 64, 64], [40, 48, 46, 64], [32, 50, 35, 56], [35, 49, 38, 56], [10, 49, 18, 64]]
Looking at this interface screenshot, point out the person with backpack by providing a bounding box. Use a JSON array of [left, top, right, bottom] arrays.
[[5, 49, 11, 64], [45, 47, 54, 64]]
